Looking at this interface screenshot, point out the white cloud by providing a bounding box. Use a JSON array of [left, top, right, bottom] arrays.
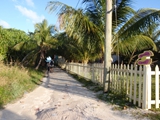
[[25, 0, 34, 7], [0, 20, 10, 28], [15, 5, 45, 24]]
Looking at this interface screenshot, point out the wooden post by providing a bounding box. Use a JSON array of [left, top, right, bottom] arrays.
[[133, 65, 137, 105], [92, 64, 95, 83], [138, 66, 142, 107], [148, 65, 151, 109], [142, 65, 151, 109], [155, 65, 159, 108], [129, 64, 133, 102]]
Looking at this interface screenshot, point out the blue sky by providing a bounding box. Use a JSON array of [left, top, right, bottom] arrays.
[[0, 0, 160, 33]]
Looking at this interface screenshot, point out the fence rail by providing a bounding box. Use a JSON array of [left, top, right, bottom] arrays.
[[62, 62, 160, 110]]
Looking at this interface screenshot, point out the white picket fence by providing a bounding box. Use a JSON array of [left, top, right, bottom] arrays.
[[63, 63, 160, 110]]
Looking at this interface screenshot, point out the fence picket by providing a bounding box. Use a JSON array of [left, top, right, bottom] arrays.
[[134, 65, 137, 105], [155, 65, 159, 108], [148, 66, 151, 109], [138, 66, 142, 107], [64, 62, 160, 109], [143, 66, 147, 109], [129, 65, 133, 102], [92, 64, 95, 83], [113, 64, 116, 91], [123, 65, 126, 92], [126, 65, 129, 95]]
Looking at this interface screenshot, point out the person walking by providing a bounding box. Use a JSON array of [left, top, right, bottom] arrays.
[[46, 56, 54, 73]]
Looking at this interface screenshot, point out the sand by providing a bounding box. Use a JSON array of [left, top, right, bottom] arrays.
[[0, 67, 150, 120]]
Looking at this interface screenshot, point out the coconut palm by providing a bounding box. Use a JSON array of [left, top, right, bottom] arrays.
[[34, 19, 57, 69], [56, 32, 81, 62], [55, 31, 102, 63], [14, 19, 57, 69], [141, 22, 160, 51], [112, 8, 159, 57], [123, 22, 160, 64], [46, 0, 160, 64], [46, 1, 103, 63]]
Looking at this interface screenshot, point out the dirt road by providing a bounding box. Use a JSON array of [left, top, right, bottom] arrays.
[[0, 67, 149, 120]]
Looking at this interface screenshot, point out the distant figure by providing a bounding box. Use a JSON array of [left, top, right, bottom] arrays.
[[112, 54, 120, 64], [46, 56, 54, 73]]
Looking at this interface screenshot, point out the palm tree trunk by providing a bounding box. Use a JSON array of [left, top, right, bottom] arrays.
[[35, 58, 42, 70], [128, 47, 137, 64], [83, 59, 88, 64], [35, 51, 44, 70]]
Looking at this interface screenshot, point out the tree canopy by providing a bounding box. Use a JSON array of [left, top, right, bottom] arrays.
[[46, 0, 160, 63]]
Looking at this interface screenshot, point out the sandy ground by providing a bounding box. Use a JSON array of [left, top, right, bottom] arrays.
[[0, 67, 150, 120]]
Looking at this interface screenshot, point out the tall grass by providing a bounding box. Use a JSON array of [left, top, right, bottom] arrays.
[[0, 63, 44, 108]]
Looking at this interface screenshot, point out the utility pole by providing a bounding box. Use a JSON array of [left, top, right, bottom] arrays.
[[103, 0, 112, 92]]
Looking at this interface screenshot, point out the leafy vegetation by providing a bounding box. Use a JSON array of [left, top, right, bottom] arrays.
[[0, 27, 30, 63], [46, 0, 160, 64], [0, 62, 44, 108], [0, 0, 160, 66]]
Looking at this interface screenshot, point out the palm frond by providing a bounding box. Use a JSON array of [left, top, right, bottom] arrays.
[[117, 8, 160, 38], [113, 34, 157, 56]]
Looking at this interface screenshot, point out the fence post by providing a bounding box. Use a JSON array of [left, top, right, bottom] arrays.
[[91, 64, 95, 82], [79, 63, 82, 76], [133, 65, 137, 105], [77, 63, 80, 75], [142, 65, 151, 109], [70, 63, 72, 72], [66, 63, 68, 72], [84, 64, 87, 78], [129, 65, 133, 102], [138, 66, 142, 107], [155, 65, 159, 108]]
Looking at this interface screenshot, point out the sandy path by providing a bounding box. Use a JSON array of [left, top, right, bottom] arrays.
[[0, 67, 148, 120]]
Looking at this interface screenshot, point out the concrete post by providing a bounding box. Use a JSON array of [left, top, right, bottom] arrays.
[[103, 0, 112, 92]]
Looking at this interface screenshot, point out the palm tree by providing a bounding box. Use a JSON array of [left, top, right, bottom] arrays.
[[55, 32, 81, 62], [34, 19, 57, 69], [46, 1, 103, 63], [83, 0, 159, 62], [55, 32, 102, 63], [141, 22, 160, 51], [46, 0, 160, 64], [112, 8, 158, 61], [124, 22, 160, 64], [14, 19, 57, 69]]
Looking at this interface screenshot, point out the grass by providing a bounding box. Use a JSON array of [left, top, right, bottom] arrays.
[[141, 113, 160, 120], [67, 71, 160, 120], [69, 72, 136, 107], [0, 63, 44, 108]]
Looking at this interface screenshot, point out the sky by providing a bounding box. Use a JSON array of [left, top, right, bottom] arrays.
[[0, 0, 160, 33]]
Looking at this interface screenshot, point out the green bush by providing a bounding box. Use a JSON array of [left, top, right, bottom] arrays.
[[0, 63, 44, 108]]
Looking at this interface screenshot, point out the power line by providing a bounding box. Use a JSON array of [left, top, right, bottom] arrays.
[[75, 0, 81, 9]]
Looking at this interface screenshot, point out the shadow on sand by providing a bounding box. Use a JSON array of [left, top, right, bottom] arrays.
[[0, 109, 31, 120], [41, 67, 98, 99]]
